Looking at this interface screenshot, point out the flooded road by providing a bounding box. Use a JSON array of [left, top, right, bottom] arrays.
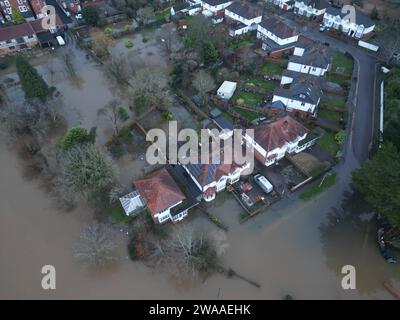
[[1, 139, 399, 299], [0, 28, 399, 300]]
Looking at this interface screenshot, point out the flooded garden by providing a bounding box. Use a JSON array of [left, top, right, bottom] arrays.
[[0, 20, 399, 300]]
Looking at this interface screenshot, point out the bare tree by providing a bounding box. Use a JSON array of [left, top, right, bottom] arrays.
[[74, 222, 118, 270], [104, 56, 133, 86], [58, 143, 118, 199], [159, 23, 181, 60], [192, 70, 215, 107], [137, 6, 155, 24], [130, 68, 172, 115], [0, 99, 60, 139], [98, 100, 130, 136], [91, 31, 115, 59], [163, 225, 218, 277]]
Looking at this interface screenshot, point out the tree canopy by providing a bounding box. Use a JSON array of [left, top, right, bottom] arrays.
[[352, 143, 400, 228], [61, 127, 96, 151], [16, 56, 52, 101], [12, 7, 25, 24], [59, 144, 118, 198], [82, 6, 99, 26]]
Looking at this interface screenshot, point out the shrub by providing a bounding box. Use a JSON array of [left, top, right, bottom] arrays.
[[104, 27, 113, 36], [61, 127, 93, 151], [124, 39, 133, 48], [82, 6, 99, 26], [119, 127, 133, 144]]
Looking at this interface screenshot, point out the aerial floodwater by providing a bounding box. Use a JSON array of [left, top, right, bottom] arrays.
[[0, 7, 399, 302], [0, 139, 398, 299]]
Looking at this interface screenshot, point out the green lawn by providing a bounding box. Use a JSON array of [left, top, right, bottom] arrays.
[[318, 109, 342, 124], [260, 61, 285, 75], [299, 173, 337, 201], [234, 107, 261, 121], [154, 6, 172, 21], [328, 98, 347, 110], [110, 206, 133, 223], [326, 74, 350, 88], [317, 131, 339, 157], [245, 78, 275, 91], [331, 51, 353, 77], [234, 91, 264, 106], [228, 38, 253, 49]]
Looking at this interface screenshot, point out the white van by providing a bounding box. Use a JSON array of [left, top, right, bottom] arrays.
[[254, 174, 273, 194], [56, 36, 65, 46]]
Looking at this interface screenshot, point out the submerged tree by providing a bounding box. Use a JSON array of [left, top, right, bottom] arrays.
[[192, 70, 215, 107], [58, 144, 118, 199], [16, 56, 52, 101], [74, 222, 118, 270], [130, 68, 172, 115], [60, 127, 96, 151], [0, 100, 59, 138], [98, 100, 130, 136]]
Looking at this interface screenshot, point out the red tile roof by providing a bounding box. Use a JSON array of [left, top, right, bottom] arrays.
[[134, 168, 185, 216], [0, 23, 35, 42], [29, 14, 64, 33], [30, 0, 46, 15], [254, 115, 308, 153]]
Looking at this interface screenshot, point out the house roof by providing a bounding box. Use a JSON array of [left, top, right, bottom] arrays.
[[291, 44, 331, 68], [297, 0, 329, 10], [295, 35, 317, 49], [30, 14, 64, 33], [184, 145, 241, 187], [202, 0, 232, 7], [225, 1, 261, 20], [218, 81, 237, 94], [0, 23, 35, 42], [30, 0, 47, 15], [325, 6, 374, 27], [274, 75, 323, 104], [259, 15, 298, 39], [4, 0, 35, 19], [254, 115, 308, 153], [134, 168, 186, 216], [282, 69, 321, 82]]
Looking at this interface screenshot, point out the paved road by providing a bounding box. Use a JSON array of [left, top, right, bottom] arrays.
[[282, 17, 381, 165]]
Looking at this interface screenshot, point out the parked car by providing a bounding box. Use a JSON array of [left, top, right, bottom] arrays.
[[241, 193, 254, 207], [378, 227, 397, 264], [319, 24, 326, 32], [254, 174, 273, 194]]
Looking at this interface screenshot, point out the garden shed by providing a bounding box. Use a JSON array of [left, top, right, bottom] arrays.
[[217, 81, 237, 100]]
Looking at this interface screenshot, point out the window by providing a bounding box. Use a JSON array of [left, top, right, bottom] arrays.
[[301, 102, 305, 106], [6, 7, 11, 14], [312, 67, 316, 71], [158, 214, 170, 223], [4, 0, 9, 6]]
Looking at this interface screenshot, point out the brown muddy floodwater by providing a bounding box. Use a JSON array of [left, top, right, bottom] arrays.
[[0, 33, 399, 299], [1, 139, 399, 299]]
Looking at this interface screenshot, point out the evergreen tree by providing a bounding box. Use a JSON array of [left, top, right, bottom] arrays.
[[15, 56, 51, 101], [352, 143, 400, 228]]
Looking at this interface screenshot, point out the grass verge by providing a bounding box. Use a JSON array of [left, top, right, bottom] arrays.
[[299, 173, 337, 201]]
